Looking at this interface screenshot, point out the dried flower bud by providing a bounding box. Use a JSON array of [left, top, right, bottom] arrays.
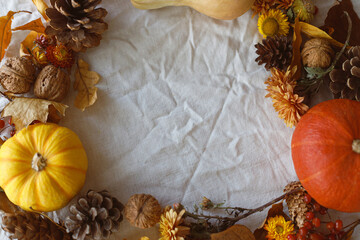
[[0, 57, 36, 93], [34, 65, 70, 102], [124, 194, 162, 229], [301, 38, 334, 69]]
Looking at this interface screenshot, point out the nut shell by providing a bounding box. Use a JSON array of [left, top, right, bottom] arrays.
[[0, 57, 36, 93], [34, 65, 70, 102], [124, 194, 161, 229], [301, 38, 334, 68]]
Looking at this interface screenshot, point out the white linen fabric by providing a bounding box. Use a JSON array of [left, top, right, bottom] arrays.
[[0, 0, 360, 239]]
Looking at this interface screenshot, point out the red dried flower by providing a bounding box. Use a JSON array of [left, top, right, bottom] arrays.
[[46, 44, 74, 68]]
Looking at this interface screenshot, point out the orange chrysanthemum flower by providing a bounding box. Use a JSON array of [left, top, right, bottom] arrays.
[[252, 0, 277, 17], [265, 67, 309, 127], [276, 0, 295, 10]]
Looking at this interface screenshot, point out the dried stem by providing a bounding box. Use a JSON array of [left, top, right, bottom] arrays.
[[185, 187, 301, 224], [324, 11, 352, 75]]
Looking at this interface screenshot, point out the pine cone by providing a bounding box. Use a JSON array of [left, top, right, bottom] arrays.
[[329, 46, 360, 101], [2, 211, 71, 240], [255, 35, 293, 71], [284, 181, 308, 228], [64, 190, 124, 240], [45, 0, 108, 52]]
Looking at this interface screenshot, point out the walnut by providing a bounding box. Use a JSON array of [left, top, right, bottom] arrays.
[[301, 38, 334, 68], [124, 194, 162, 229], [0, 57, 36, 93], [34, 65, 70, 102]]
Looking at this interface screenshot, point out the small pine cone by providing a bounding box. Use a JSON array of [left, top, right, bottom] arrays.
[[64, 190, 124, 240], [2, 211, 71, 240], [329, 46, 360, 101], [255, 35, 293, 71], [45, 0, 108, 52], [284, 181, 308, 228]]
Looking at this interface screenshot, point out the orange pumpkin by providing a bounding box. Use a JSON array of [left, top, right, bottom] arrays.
[[0, 123, 87, 212], [291, 99, 360, 212]]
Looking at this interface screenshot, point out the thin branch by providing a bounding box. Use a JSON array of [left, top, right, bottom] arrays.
[[185, 188, 302, 224]]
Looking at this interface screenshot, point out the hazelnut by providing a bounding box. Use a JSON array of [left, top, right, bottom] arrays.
[[34, 65, 70, 102], [301, 38, 334, 68], [0, 57, 36, 93], [124, 194, 162, 229]]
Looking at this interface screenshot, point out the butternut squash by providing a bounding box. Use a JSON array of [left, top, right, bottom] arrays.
[[131, 0, 255, 20]]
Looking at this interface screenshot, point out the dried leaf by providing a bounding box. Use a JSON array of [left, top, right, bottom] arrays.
[[290, 15, 302, 81], [74, 59, 100, 111], [19, 31, 38, 57], [211, 225, 255, 240], [32, 0, 49, 21], [12, 18, 45, 33], [324, 0, 360, 46], [2, 98, 68, 131], [0, 192, 18, 214], [299, 22, 345, 48], [0, 11, 19, 62]]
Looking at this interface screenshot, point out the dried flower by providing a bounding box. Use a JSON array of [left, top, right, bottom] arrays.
[[264, 215, 294, 240], [200, 197, 213, 210], [293, 0, 315, 23], [265, 67, 309, 127], [276, 0, 295, 10], [34, 34, 55, 49], [258, 9, 290, 38], [159, 207, 190, 240], [252, 0, 276, 17], [46, 44, 74, 68], [31, 46, 48, 66]]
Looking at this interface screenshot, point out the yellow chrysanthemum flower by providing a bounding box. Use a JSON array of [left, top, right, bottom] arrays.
[[264, 215, 294, 240], [159, 207, 190, 240], [265, 67, 309, 128], [258, 9, 290, 38]]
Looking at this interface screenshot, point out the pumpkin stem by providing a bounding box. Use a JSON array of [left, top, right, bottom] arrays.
[[352, 139, 360, 154], [32, 153, 47, 171]]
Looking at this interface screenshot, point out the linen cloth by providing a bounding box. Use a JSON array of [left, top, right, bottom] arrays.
[[0, 0, 359, 239]]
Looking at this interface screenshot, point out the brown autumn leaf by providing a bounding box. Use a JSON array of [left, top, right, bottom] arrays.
[[290, 15, 302, 81], [211, 225, 255, 240], [324, 0, 360, 47], [74, 59, 100, 111], [0, 191, 18, 214], [253, 202, 290, 240], [2, 97, 68, 131], [32, 0, 49, 22], [13, 18, 45, 33]]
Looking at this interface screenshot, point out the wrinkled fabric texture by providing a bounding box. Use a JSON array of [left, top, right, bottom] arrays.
[[0, 0, 360, 239]]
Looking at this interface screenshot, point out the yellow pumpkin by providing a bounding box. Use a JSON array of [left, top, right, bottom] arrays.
[[131, 0, 255, 20], [0, 123, 87, 212]]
